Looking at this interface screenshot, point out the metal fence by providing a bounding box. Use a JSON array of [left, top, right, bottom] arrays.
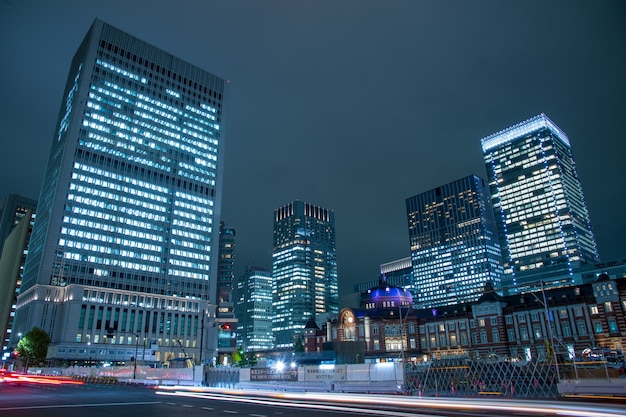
[[404, 356, 560, 399], [204, 367, 240, 388]]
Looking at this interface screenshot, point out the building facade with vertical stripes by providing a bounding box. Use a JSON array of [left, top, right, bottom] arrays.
[[235, 265, 274, 352], [406, 175, 503, 308], [13, 19, 228, 365], [272, 201, 338, 349]]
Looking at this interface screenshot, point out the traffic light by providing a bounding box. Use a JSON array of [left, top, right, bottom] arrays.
[[220, 323, 231, 330]]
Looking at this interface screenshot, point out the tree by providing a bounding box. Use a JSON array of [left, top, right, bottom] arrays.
[[16, 327, 51, 369], [231, 346, 244, 366], [294, 337, 304, 353]]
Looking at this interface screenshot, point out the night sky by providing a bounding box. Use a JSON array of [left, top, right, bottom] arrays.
[[1, 1, 624, 300]]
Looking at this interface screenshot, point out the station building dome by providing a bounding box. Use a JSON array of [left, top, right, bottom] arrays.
[[361, 276, 413, 311]]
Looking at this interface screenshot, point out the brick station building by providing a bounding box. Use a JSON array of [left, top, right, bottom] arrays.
[[303, 275, 626, 364]]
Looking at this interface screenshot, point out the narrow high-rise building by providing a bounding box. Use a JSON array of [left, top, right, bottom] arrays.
[[13, 19, 228, 365], [272, 201, 338, 349], [0, 210, 35, 355], [0, 194, 37, 358], [481, 113, 599, 293], [235, 265, 273, 352], [406, 175, 503, 308], [215, 221, 237, 365], [216, 222, 236, 304]]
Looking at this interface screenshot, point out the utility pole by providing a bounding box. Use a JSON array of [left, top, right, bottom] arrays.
[[107, 327, 140, 379], [539, 281, 560, 382], [199, 310, 205, 365]]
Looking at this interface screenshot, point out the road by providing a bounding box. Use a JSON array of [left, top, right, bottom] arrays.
[[1, 380, 625, 417]]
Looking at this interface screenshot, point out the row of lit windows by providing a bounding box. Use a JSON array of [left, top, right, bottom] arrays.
[[178, 161, 216, 178], [69, 206, 162, 232], [97, 59, 148, 84], [81, 136, 172, 173], [167, 268, 209, 280], [170, 248, 211, 262], [98, 79, 219, 148], [168, 258, 210, 270], [61, 219, 163, 244], [59, 251, 161, 272], [88, 99, 206, 159], [70, 185, 167, 213], [60, 239, 161, 258]]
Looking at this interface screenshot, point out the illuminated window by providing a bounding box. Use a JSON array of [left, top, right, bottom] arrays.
[[594, 321, 603, 334]]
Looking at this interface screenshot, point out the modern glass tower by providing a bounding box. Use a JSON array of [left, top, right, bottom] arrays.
[[235, 265, 273, 352], [272, 201, 338, 349], [406, 175, 503, 308], [481, 114, 599, 293], [13, 19, 228, 364]]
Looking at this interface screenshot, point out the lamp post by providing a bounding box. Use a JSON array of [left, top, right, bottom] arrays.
[[132, 333, 139, 380], [107, 327, 139, 379]]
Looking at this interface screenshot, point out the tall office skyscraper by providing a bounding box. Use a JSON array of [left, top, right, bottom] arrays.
[[13, 19, 228, 364], [406, 175, 503, 308], [272, 201, 338, 349], [0, 194, 37, 254], [235, 265, 273, 352], [481, 114, 599, 293]]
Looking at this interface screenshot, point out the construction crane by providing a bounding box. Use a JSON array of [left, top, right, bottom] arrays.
[[169, 339, 193, 368]]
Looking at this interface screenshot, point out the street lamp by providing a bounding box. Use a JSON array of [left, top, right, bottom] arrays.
[[107, 328, 140, 380]]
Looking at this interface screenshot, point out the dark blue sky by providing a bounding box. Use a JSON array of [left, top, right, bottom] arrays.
[[1, 1, 625, 298]]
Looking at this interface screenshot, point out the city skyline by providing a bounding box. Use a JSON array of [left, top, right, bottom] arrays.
[[1, 1, 625, 299]]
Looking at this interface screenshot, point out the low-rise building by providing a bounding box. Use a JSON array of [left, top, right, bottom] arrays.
[[304, 275, 625, 364]]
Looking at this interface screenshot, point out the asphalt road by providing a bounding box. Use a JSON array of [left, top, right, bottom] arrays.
[[1, 381, 625, 417], [1, 383, 402, 417]]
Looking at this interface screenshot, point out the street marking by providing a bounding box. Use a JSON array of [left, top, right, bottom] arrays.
[[166, 402, 177, 405], [223, 411, 238, 414], [250, 414, 267, 417], [182, 404, 193, 407], [0, 401, 162, 411], [202, 406, 214, 410]]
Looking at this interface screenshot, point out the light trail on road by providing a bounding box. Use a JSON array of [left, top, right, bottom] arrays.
[[155, 386, 626, 417]]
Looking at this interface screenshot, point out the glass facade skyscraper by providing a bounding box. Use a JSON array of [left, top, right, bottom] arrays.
[[406, 175, 503, 308], [482, 113, 599, 293], [13, 19, 228, 364], [272, 201, 338, 349], [235, 266, 273, 352]]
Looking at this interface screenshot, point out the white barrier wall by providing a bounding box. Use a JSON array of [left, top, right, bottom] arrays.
[[240, 363, 403, 384]]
